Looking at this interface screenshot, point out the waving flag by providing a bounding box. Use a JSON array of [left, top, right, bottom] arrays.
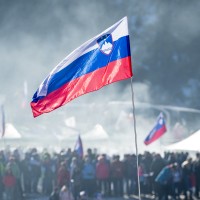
[[0, 105, 5, 138], [74, 135, 83, 159], [144, 113, 167, 145], [31, 17, 133, 117]]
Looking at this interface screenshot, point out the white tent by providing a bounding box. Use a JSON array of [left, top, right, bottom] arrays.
[[165, 129, 200, 151], [82, 124, 109, 140], [3, 123, 22, 139]]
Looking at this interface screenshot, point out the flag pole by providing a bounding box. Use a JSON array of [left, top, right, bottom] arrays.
[[130, 77, 141, 200], [1, 105, 5, 144]]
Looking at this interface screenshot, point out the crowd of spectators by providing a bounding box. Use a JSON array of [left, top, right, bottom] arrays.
[[0, 146, 200, 200]]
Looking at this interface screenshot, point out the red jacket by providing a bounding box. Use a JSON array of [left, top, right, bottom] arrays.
[[57, 166, 70, 188], [110, 160, 124, 178], [3, 174, 16, 187], [96, 160, 110, 179]]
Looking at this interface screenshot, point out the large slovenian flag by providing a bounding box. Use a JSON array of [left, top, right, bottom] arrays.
[[144, 113, 167, 145], [31, 17, 133, 117]]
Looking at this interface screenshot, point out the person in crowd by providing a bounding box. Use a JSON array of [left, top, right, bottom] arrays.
[[21, 152, 32, 194], [96, 154, 110, 196], [57, 161, 70, 189], [6, 155, 22, 200], [181, 158, 195, 200], [42, 153, 54, 195], [30, 152, 41, 194], [110, 155, 124, 197], [3, 167, 16, 200], [123, 154, 133, 196], [138, 157, 148, 194], [142, 151, 153, 194], [59, 185, 74, 200], [51, 152, 60, 187], [86, 148, 96, 163], [171, 162, 182, 199], [150, 153, 166, 196], [49, 186, 60, 200], [66, 148, 73, 166], [13, 149, 25, 199], [167, 152, 177, 165], [194, 153, 200, 198], [0, 151, 5, 199], [130, 154, 138, 195], [82, 156, 96, 198], [155, 163, 174, 200], [70, 156, 83, 200]]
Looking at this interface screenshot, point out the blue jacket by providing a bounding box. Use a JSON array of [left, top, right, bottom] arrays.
[[82, 162, 95, 179], [155, 165, 172, 185]]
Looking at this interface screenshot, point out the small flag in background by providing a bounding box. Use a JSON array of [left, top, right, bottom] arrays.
[[0, 105, 5, 138], [74, 135, 83, 159], [22, 80, 28, 108], [31, 16, 133, 117], [144, 113, 167, 145]]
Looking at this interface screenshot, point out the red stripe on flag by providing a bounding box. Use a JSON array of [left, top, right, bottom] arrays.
[[31, 56, 132, 117], [144, 125, 167, 145]]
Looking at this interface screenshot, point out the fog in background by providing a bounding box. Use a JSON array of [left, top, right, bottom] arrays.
[[0, 0, 200, 155]]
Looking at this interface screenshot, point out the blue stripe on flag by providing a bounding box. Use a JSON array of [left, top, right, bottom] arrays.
[[32, 36, 130, 103]]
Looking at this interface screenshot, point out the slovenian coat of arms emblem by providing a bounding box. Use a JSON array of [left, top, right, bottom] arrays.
[[97, 34, 113, 55]]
